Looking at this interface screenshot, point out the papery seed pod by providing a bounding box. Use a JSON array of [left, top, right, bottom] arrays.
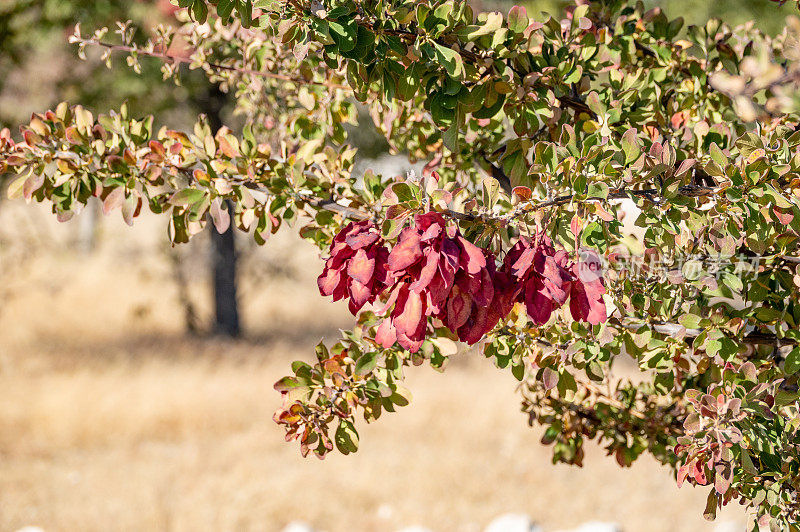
[[569, 250, 607, 325], [380, 212, 506, 349], [502, 234, 607, 326], [318, 220, 389, 315]]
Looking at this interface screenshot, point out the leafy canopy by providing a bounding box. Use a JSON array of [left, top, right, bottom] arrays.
[[3, 0, 800, 528]]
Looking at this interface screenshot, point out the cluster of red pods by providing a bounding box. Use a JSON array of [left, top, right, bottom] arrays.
[[318, 213, 606, 352]]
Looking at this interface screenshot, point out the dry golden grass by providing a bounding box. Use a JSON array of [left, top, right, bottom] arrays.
[[0, 205, 746, 531]]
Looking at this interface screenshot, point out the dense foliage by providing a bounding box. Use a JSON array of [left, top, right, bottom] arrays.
[[3, 0, 800, 528]]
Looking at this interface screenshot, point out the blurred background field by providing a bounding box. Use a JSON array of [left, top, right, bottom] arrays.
[[0, 0, 793, 530]]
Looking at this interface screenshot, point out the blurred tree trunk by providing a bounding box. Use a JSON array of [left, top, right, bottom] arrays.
[[194, 85, 241, 337], [211, 200, 239, 336], [77, 201, 99, 253]]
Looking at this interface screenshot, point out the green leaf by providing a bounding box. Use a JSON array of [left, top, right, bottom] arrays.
[[334, 420, 359, 454], [679, 313, 703, 329], [390, 384, 413, 406], [741, 451, 758, 475], [191, 0, 208, 23], [483, 176, 501, 207], [216, 0, 236, 21], [585, 91, 605, 115], [720, 272, 743, 293], [764, 184, 792, 209], [718, 338, 738, 361], [236, 0, 253, 28], [355, 351, 379, 376], [785, 347, 800, 374], [430, 91, 456, 127], [291, 360, 312, 377], [587, 181, 609, 199], [511, 361, 525, 381], [171, 188, 206, 206], [472, 92, 506, 120], [7, 173, 29, 200], [709, 143, 727, 167], [390, 182, 416, 203], [507, 5, 528, 33], [433, 42, 464, 78], [274, 376, 300, 392], [455, 12, 503, 39], [703, 490, 718, 521], [706, 338, 722, 357], [328, 18, 357, 53], [621, 128, 641, 165], [501, 148, 528, 187], [442, 121, 459, 152]]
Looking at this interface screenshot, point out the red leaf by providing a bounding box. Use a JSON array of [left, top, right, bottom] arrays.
[[346, 230, 380, 249], [317, 267, 341, 297], [472, 267, 495, 306], [440, 238, 459, 274], [569, 257, 607, 325], [569, 279, 598, 324], [377, 284, 402, 315], [415, 212, 446, 231], [541, 255, 570, 305], [148, 140, 167, 159], [458, 305, 498, 345], [420, 222, 442, 242], [542, 367, 559, 390], [512, 186, 532, 200], [493, 270, 518, 316], [594, 203, 615, 222], [671, 111, 688, 129], [373, 246, 390, 286], [457, 236, 486, 274], [692, 459, 707, 485], [397, 330, 425, 353], [375, 319, 397, 348], [388, 228, 422, 271], [333, 221, 356, 243], [102, 187, 125, 215], [23, 172, 44, 201], [426, 272, 449, 312], [347, 280, 371, 314], [677, 463, 689, 488], [209, 198, 231, 233], [393, 289, 424, 337], [773, 206, 794, 225], [410, 250, 439, 292], [570, 215, 583, 239], [347, 248, 375, 285], [509, 242, 535, 278], [525, 279, 554, 325], [446, 286, 472, 331], [395, 298, 427, 351], [22, 129, 42, 146]]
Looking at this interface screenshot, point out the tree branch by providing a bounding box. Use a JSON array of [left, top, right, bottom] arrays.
[[70, 36, 349, 90], [618, 320, 798, 347], [512, 185, 719, 217]]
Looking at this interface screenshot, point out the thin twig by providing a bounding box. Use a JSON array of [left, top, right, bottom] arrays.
[[618, 320, 798, 347], [511, 185, 719, 218], [72, 37, 349, 90]]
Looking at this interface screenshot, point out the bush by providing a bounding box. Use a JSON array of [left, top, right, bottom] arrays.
[[3, 0, 800, 528]]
